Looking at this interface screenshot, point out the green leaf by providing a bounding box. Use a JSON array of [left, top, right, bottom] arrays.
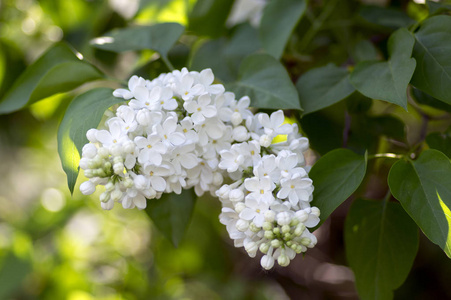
[[145, 188, 196, 247], [310, 149, 367, 225], [426, 132, 451, 158], [411, 16, 451, 105], [259, 0, 307, 59], [345, 199, 419, 300], [188, 0, 234, 38], [0, 43, 103, 114], [350, 28, 416, 110], [0, 253, 32, 299], [90, 23, 185, 59], [427, 0, 451, 14], [191, 23, 261, 83], [359, 6, 415, 30], [57, 88, 125, 194], [227, 53, 301, 110], [412, 87, 451, 112], [296, 63, 355, 115], [388, 149, 451, 257], [351, 39, 380, 63]]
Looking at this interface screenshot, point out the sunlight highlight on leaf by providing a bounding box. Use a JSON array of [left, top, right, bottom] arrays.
[[437, 191, 451, 257]]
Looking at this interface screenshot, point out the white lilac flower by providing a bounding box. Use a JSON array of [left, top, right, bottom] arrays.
[[79, 67, 319, 271], [184, 93, 217, 124]]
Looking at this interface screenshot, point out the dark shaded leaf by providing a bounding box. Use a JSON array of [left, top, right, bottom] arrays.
[[227, 53, 301, 110], [90, 23, 184, 59], [345, 199, 418, 300], [259, 0, 307, 59], [188, 0, 234, 38], [297, 63, 355, 115], [146, 188, 196, 247], [310, 149, 367, 225], [350, 28, 416, 109], [411, 16, 451, 105]]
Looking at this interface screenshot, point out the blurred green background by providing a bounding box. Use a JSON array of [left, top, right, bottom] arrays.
[[1, 0, 451, 299]]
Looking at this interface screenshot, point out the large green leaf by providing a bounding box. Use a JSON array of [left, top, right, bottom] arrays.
[[191, 23, 261, 83], [145, 188, 196, 247], [0, 43, 103, 114], [188, 0, 234, 38], [388, 149, 451, 257], [350, 28, 416, 110], [296, 63, 355, 115], [411, 16, 451, 105], [345, 199, 419, 300], [310, 149, 367, 225], [227, 53, 301, 110], [57, 88, 125, 194], [0, 253, 32, 299], [90, 23, 184, 59], [259, 0, 307, 59]]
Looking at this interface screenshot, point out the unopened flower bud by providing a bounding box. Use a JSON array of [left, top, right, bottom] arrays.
[[282, 225, 291, 234], [105, 181, 115, 192], [100, 191, 110, 203], [123, 177, 134, 188], [216, 184, 230, 199], [212, 172, 223, 186], [264, 230, 274, 240], [97, 147, 109, 158], [235, 202, 246, 213], [261, 255, 275, 270], [110, 144, 123, 156], [262, 222, 273, 231], [244, 242, 258, 257], [294, 224, 306, 236], [84, 170, 94, 178], [229, 189, 244, 202], [111, 189, 122, 201], [259, 243, 269, 254], [79, 158, 90, 170], [259, 134, 272, 148], [277, 212, 292, 226], [113, 162, 124, 174], [236, 219, 249, 232], [270, 239, 281, 248], [264, 210, 275, 222], [277, 254, 290, 267], [311, 207, 320, 217], [231, 111, 243, 126], [300, 237, 311, 246], [296, 210, 308, 223], [123, 141, 135, 153], [136, 109, 154, 126], [80, 181, 96, 195], [86, 129, 98, 143], [82, 144, 97, 159], [249, 222, 260, 232], [101, 199, 114, 210], [232, 126, 249, 142]]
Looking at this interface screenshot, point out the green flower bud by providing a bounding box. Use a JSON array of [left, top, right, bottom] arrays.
[[277, 254, 290, 267], [259, 243, 270, 254], [270, 239, 281, 248], [282, 225, 291, 234], [262, 222, 273, 231], [301, 237, 311, 246], [264, 230, 274, 240]]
